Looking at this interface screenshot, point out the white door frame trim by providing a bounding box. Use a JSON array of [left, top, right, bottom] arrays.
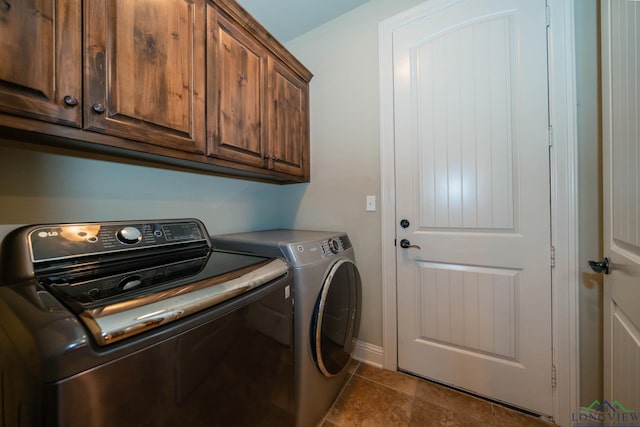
[[378, 1, 579, 425]]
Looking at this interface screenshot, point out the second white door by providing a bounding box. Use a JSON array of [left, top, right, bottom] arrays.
[[602, 0, 640, 414], [393, 0, 553, 415]]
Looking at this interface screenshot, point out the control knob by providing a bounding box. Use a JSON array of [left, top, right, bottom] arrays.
[[119, 275, 143, 291], [327, 238, 340, 254], [116, 226, 142, 245]]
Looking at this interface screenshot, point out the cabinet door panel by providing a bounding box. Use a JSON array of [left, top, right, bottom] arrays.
[[0, 0, 81, 127], [207, 7, 266, 168], [85, 0, 205, 154], [268, 58, 309, 179]]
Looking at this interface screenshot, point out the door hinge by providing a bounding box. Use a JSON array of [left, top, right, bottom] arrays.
[[550, 245, 556, 267], [546, 4, 551, 28], [548, 125, 554, 147], [551, 364, 557, 388]]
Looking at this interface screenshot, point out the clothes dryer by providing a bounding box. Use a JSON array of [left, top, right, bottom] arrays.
[[212, 230, 362, 427]]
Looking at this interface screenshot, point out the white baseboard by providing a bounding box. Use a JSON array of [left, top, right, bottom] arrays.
[[351, 339, 384, 368]]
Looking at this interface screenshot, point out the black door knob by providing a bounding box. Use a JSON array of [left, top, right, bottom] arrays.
[[399, 239, 421, 250], [588, 258, 610, 274], [400, 219, 410, 228]]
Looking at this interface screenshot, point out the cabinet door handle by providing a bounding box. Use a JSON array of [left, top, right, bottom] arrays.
[[92, 103, 105, 114], [64, 96, 79, 107], [263, 154, 271, 160]]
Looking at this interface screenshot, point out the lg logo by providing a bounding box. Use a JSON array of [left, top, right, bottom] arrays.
[[37, 231, 58, 238]]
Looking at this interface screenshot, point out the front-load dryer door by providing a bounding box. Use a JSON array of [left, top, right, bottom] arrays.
[[311, 258, 361, 377]]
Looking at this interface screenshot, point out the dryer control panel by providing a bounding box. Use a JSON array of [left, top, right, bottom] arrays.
[[321, 237, 350, 255], [283, 235, 352, 267], [211, 229, 355, 268]]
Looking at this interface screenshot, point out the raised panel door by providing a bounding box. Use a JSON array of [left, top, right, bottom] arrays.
[[602, 0, 640, 413], [394, 0, 553, 415], [0, 0, 81, 127], [207, 6, 267, 168], [85, 0, 205, 154], [268, 58, 309, 180]]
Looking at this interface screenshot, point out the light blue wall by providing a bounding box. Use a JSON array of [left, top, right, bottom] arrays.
[[0, 137, 306, 237]]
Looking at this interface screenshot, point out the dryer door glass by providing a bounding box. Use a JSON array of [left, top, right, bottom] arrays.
[[312, 259, 361, 377]]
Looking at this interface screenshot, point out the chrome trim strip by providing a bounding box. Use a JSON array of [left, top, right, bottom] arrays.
[[314, 258, 358, 378], [80, 258, 288, 346]]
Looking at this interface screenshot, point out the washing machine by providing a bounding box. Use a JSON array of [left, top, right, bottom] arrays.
[[212, 230, 362, 427]]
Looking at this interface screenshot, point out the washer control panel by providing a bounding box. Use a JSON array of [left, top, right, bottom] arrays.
[[116, 226, 143, 245], [28, 219, 209, 262]]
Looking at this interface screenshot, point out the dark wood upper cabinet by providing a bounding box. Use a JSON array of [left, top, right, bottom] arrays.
[[0, 0, 311, 183], [207, 6, 268, 168], [207, 1, 311, 180], [268, 57, 309, 179], [0, 0, 82, 127], [84, 0, 206, 154]]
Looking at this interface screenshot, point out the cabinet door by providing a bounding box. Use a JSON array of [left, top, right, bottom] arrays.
[[0, 0, 82, 127], [268, 58, 309, 179], [85, 0, 205, 154], [207, 6, 267, 168]]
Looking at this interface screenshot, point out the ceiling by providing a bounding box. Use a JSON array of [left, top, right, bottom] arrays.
[[236, 0, 370, 42]]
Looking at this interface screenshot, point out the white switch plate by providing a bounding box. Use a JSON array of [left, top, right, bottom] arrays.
[[366, 195, 376, 212]]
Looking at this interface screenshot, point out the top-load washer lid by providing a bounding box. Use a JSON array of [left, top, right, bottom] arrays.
[[0, 219, 289, 346]]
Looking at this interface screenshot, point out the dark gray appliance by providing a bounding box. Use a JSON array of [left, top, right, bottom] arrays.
[[212, 230, 362, 427], [0, 219, 294, 427]]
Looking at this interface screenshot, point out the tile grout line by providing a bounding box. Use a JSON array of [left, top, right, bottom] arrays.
[[319, 361, 361, 426], [351, 373, 419, 398], [351, 370, 417, 426], [490, 402, 496, 427], [408, 381, 417, 426]]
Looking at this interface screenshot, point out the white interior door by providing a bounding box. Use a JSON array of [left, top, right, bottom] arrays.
[[601, 0, 640, 413], [393, 0, 553, 415]]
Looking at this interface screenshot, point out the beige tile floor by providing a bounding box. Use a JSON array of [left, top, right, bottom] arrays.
[[321, 362, 557, 427]]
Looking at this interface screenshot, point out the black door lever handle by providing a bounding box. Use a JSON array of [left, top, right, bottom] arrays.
[[588, 258, 610, 275], [400, 239, 421, 250]]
